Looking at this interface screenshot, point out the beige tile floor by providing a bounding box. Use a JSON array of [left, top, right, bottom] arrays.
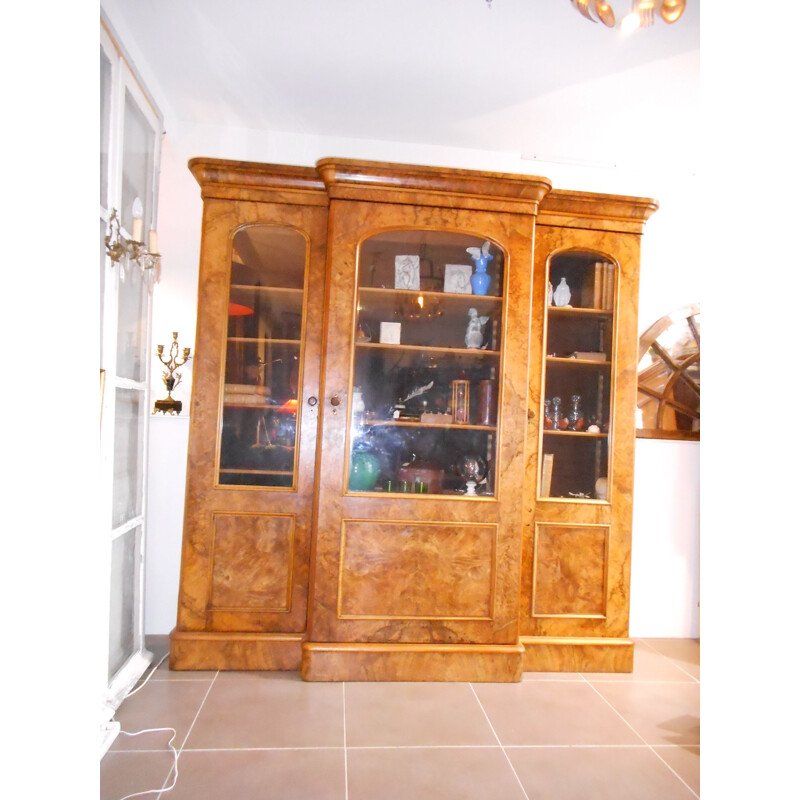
[[101, 637, 699, 800]]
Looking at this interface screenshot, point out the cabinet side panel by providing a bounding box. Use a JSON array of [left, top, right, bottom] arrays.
[[339, 520, 496, 620]]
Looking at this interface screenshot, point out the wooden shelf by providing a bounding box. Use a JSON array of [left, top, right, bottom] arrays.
[[546, 356, 611, 367], [219, 468, 294, 476], [231, 284, 304, 294], [548, 306, 612, 318], [356, 341, 499, 357], [365, 419, 496, 432], [543, 429, 608, 438]]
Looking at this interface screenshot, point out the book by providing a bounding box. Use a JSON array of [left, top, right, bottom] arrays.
[[541, 453, 554, 497], [594, 262, 604, 309]]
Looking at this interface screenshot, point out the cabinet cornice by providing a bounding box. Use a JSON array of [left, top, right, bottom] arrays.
[[315, 157, 552, 215], [189, 157, 328, 205]]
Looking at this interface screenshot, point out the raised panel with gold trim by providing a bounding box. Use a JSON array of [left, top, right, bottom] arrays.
[[532, 522, 608, 618], [338, 519, 496, 620], [210, 512, 295, 612]]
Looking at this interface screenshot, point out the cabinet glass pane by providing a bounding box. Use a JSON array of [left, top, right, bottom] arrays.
[[112, 388, 144, 526], [219, 226, 307, 488], [349, 230, 504, 497], [540, 252, 615, 501]]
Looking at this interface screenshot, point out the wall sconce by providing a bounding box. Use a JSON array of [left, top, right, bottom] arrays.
[[154, 332, 191, 415], [104, 197, 161, 289]]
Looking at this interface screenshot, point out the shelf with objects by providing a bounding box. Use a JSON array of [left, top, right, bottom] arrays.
[[347, 231, 505, 498], [539, 251, 617, 501], [218, 230, 307, 488]]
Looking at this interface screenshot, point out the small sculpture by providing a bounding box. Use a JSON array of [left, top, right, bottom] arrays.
[[553, 276, 571, 307], [465, 307, 489, 349]]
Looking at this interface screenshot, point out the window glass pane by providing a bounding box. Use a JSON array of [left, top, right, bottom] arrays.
[[121, 88, 155, 234], [116, 252, 148, 381], [112, 388, 144, 527], [108, 527, 139, 679], [100, 216, 107, 364], [100, 47, 112, 208]]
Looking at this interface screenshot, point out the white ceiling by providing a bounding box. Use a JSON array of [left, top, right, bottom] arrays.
[[104, 0, 701, 172]]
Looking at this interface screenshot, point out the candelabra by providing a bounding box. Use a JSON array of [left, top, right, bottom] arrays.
[[154, 332, 191, 415], [104, 198, 161, 289]]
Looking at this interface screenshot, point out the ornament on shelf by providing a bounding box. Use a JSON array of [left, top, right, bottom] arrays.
[[466, 240, 493, 296], [464, 307, 489, 349], [553, 276, 572, 307]]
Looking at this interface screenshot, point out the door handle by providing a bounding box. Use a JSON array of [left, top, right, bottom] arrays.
[[307, 396, 318, 407], [330, 394, 341, 407]]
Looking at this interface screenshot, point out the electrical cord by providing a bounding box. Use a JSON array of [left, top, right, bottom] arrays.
[[112, 652, 179, 800]]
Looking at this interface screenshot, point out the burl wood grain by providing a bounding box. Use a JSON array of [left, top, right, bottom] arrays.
[[520, 210, 651, 669], [171, 164, 329, 671], [338, 520, 496, 620], [210, 513, 295, 611], [307, 196, 535, 654], [532, 524, 608, 618]]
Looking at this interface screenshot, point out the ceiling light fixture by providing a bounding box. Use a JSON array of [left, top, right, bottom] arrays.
[[569, 0, 686, 30]]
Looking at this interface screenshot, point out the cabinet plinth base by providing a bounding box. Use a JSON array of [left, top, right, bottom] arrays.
[[521, 636, 634, 672], [301, 641, 524, 682], [169, 629, 303, 671]]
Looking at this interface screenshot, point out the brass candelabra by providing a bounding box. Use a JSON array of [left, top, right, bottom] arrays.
[[154, 332, 191, 415]]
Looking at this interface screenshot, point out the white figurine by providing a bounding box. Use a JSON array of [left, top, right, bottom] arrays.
[[465, 307, 489, 349], [553, 276, 571, 307]]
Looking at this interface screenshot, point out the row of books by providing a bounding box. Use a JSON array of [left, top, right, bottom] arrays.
[[579, 262, 615, 310]]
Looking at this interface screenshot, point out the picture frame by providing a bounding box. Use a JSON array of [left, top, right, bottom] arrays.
[[395, 255, 420, 290], [444, 264, 473, 294]]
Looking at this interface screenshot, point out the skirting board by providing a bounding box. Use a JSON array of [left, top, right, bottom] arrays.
[[169, 629, 303, 671], [301, 641, 525, 682], [521, 636, 634, 672]]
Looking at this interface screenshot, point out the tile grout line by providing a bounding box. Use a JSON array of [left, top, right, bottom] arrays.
[[639, 640, 700, 683], [156, 670, 220, 800], [585, 679, 699, 800], [469, 683, 531, 800], [342, 682, 349, 800]]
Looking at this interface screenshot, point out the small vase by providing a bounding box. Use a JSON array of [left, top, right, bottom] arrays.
[[553, 277, 571, 307], [544, 399, 554, 430], [552, 396, 568, 430], [470, 265, 491, 296], [567, 394, 585, 431], [349, 447, 381, 491]]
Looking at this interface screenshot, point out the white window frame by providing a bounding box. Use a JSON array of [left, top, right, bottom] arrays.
[[99, 17, 163, 754]]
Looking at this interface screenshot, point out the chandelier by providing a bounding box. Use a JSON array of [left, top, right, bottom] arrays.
[[569, 1, 686, 30]]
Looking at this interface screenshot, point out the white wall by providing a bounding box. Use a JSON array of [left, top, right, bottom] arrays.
[[143, 120, 700, 638]]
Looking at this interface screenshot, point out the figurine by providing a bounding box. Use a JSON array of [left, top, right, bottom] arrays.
[[464, 307, 489, 348], [553, 276, 571, 307]]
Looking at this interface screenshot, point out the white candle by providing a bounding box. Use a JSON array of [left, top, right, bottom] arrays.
[[148, 229, 159, 253], [131, 217, 144, 242]]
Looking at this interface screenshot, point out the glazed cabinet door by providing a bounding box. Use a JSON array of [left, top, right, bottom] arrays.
[[521, 223, 643, 671], [174, 198, 327, 654], [305, 199, 533, 678]]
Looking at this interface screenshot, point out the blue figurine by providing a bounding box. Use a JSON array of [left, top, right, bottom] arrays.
[[466, 241, 493, 296]]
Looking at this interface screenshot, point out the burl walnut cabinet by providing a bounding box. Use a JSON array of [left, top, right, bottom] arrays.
[[169, 157, 657, 680]]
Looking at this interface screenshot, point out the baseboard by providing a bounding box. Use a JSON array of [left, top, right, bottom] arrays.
[[301, 641, 524, 682], [521, 636, 634, 672], [169, 629, 304, 670]]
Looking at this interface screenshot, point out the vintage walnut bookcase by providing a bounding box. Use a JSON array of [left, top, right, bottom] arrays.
[[170, 157, 657, 679]]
